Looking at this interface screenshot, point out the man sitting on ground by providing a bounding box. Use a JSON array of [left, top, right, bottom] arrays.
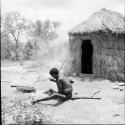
[[32, 68, 73, 105]]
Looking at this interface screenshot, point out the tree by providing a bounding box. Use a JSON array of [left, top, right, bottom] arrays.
[[1, 31, 11, 59], [2, 11, 28, 60], [23, 41, 34, 60], [28, 20, 60, 44], [27, 20, 60, 59]]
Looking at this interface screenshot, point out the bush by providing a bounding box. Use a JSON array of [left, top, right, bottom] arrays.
[[1, 95, 51, 124]]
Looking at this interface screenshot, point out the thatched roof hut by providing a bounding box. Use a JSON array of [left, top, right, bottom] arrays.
[[65, 8, 125, 82]]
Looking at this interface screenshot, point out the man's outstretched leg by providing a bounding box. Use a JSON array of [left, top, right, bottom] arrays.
[[31, 93, 67, 105]]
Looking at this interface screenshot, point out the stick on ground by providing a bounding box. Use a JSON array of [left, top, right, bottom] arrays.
[[71, 97, 101, 100], [91, 90, 101, 97]]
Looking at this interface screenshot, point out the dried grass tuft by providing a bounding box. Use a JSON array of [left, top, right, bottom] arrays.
[[69, 9, 124, 34]]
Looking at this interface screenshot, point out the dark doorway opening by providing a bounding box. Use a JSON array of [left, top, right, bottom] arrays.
[[81, 40, 93, 74]]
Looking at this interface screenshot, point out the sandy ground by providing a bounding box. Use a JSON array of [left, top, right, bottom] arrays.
[[1, 61, 125, 124]]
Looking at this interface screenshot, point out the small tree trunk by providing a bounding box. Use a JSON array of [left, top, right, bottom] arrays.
[[15, 40, 19, 60]]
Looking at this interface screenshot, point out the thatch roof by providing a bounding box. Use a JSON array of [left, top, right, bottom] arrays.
[[69, 8, 125, 34]]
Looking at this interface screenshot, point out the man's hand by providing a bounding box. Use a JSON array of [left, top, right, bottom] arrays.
[[31, 100, 37, 105], [49, 78, 53, 81], [44, 89, 56, 96], [49, 78, 56, 82]]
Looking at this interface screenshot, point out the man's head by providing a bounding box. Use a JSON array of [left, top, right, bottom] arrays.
[[49, 68, 59, 79]]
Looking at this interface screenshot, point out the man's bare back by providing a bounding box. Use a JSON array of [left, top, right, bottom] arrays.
[[56, 76, 73, 99]]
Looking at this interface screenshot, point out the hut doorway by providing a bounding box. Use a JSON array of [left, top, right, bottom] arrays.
[[81, 40, 93, 74]]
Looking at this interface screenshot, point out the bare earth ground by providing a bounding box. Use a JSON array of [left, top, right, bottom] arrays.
[[1, 60, 125, 124]]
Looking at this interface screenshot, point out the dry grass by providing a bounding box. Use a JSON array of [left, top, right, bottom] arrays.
[[69, 8, 124, 34], [99, 48, 125, 82], [1, 95, 52, 124]]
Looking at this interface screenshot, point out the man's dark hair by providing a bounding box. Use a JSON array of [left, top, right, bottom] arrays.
[[49, 68, 59, 75]]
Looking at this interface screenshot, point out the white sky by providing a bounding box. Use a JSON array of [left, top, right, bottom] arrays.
[[1, 0, 125, 45]]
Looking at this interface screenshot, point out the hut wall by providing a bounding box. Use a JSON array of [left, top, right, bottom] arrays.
[[92, 32, 125, 82], [67, 33, 95, 75], [90, 33, 103, 77], [67, 33, 110, 76], [80, 33, 104, 77], [66, 32, 124, 82], [68, 34, 82, 75]]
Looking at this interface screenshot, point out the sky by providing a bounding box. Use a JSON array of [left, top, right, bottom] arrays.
[[1, 0, 125, 45]]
